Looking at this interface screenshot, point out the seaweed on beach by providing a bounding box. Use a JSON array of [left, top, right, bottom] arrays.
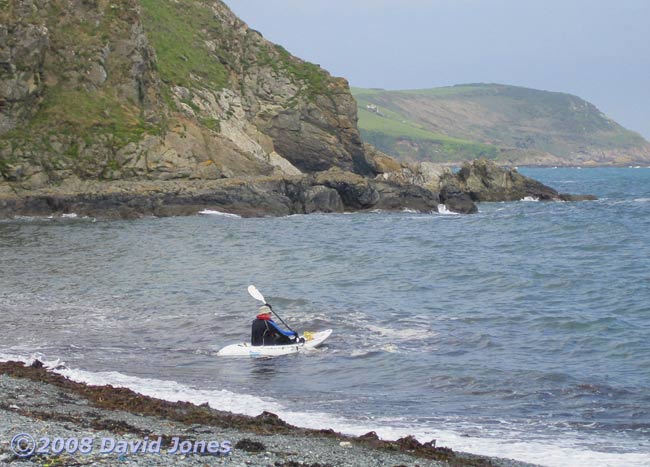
[[0, 361, 503, 466]]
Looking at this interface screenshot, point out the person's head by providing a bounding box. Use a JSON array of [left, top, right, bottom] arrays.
[[257, 305, 271, 317]]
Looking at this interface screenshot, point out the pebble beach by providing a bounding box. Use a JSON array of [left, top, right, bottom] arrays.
[[0, 361, 540, 467]]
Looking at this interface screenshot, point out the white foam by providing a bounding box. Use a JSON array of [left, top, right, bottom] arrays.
[[58, 367, 281, 417], [349, 349, 373, 358], [199, 210, 242, 218], [1, 353, 648, 467], [437, 204, 459, 215], [365, 324, 431, 341], [634, 198, 650, 203], [61, 213, 78, 218], [0, 352, 66, 370], [8, 215, 53, 222], [521, 196, 540, 202]]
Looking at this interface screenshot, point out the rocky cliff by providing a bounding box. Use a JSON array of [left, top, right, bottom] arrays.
[[0, 0, 376, 191], [0, 1, 593, 218]]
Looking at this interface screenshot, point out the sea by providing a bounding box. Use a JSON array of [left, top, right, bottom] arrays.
[[1, 167, 649, 467]]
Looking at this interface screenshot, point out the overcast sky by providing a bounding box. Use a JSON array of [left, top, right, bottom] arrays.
[[227, 0, 650, 139]]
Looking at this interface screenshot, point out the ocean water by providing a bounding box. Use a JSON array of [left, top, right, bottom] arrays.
[[1, 167, 649, 467]]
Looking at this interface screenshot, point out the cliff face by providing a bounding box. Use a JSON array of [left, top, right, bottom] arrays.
[[0, 15, 48, 135], [0, 0, 373, 192]]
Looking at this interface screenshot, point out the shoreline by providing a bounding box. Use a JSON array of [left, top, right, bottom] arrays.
[[0, 175, 446, 220], [0, 360, 540, 467], [0, 161, 599, 220]]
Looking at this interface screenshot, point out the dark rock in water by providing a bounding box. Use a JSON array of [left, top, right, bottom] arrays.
[[284, 178, 344, 214], [303, 185, 344, 213], [315, 170, 441, 213], [455, 159, 558, 201], [453, 159, 596, 202], [559, 193, 599, 201], [373, 181, 440, 212], [439, 181, 478, 214], [315, 170, 380, 209]]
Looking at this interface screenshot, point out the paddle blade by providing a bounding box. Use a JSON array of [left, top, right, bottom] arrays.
[[248, 285, 266, 303]]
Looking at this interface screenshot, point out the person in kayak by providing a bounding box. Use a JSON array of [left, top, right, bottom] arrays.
[[251, 305, 299, 346]]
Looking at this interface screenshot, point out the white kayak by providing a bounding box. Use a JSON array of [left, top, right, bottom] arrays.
[[217, 329, 333, 357]]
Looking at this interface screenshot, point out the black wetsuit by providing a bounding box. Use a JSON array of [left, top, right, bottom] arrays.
[[251, 318, 295, 346]]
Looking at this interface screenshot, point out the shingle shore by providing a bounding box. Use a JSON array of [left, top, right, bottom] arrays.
[[0, 361, 540, 467]]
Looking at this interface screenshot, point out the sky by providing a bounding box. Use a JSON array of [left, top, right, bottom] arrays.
[[227, 0, 650, 139]]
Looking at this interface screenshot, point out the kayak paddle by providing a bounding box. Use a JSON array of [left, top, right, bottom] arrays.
[[247, 285, 296, 334]]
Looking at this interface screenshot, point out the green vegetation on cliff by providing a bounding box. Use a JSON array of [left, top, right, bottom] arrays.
[[352, 84, 650, 166], [356, 105, 498, 163], [139, 0, 228, 89], [1, 0, 371, 189]]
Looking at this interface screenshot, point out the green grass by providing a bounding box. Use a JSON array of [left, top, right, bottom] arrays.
[[139, 0, 228, 89], [35, 88, 147, 141], [2, 86, 150, 166], [352, 83, 649, 163], [357, 107, 485, 148], [357, 108, 445, 141], [361, 130, 498, 163], [357, 107, 498, 162], [0, 85, 154, 179]]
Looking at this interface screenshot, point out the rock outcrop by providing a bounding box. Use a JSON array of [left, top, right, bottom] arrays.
[[0, 170, 441, 219], [448, 158, 597, 202], [0, 0, 375, 190]]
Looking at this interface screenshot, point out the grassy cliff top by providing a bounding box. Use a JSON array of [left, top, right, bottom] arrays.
[[352, 84, 650, 165]]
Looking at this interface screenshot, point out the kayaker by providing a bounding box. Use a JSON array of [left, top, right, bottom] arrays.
[[251, 305, 299, 346]]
